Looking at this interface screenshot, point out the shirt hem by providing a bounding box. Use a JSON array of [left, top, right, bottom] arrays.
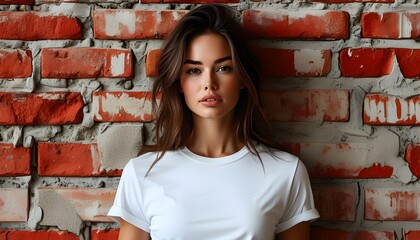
[[108, 206, 150, 233], [275, 209, 320, 233]]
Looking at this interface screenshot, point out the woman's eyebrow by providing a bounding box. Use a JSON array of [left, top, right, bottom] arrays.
[[183, 56, 232, 65]]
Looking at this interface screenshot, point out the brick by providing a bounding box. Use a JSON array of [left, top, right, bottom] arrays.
[[243, 10, 350, 39], [38, 142, 122, 177], [406, 143, 420, 178], [0, 143, 31, 176], [0, 188, 28, 222], [92, 92, 157, 122], [37, 187, 115, 222], [364, 94, 420, 125], [0, 50, 32, 78], [0, 230, 78, 240], [263, 90, 349, 122], [312, 185, 356, 221], [257, 48, 331, 77], [280, 143, 393, 178], [146, 49, 160, 77], [0, 92, 84, 125], [0, 12, 82, 40], [142, 0, 238, 2], [365, 189, 420, 220], [405, 230, 420, 240], [340, 48, 395, 77], [93, 10, 186, 39], [41, 48, 133, 79], [361, 12, 420, 39], [395, 49, 420, 78], [91, 229, 119, 240], [0, 0, 34, 4], [311, 228, 396, 240]]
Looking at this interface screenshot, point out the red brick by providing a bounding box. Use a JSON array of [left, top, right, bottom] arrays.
[[405, 230, 420, 240], [365, 189, 420, 220], [0, 12, 81, 40], [0, 188, 28, 222], [0, 92, 84, 125], [0, 50, 32, 78], [38, 142, 122, 177], [92, 92, 157, 122], [311, 228, 396, 240], [395, 48, 420, 78], [406, 143, 420, 178], [37, 187, 116, 222], [0, 230, 78, 240], [0, 143, 31, 176], [146, 49, 160, 77], [312, 185, 356, 221], [41, 48, 133, 79], [243, 10, 350, 39], [364, 94, 420, 125], [257, 48, 331, 77], [0, 0, 34, 4], [263, 90, 349, 122], [362, 12, 420, 39], [91, 229, 119, 240], [340, 48, 395, 77], [93, 10, 186, 39], [280, 143, 393, 178], [143, 0, 238, 2]]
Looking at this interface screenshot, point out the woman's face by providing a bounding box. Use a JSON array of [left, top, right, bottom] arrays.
[[180, 33, 242, 122]]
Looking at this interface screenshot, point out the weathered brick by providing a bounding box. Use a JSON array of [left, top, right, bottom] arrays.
[[280, 143, 393, 178], [243, 10, 350, 39], [0, 50, 32, 78], [0, 143, 31, 176], [38, 142, 122, 177], [361, 12, 420, 39], [93, 10, 186, 39], [365, 189, 420, 220], [91, 229, 119, 240], [257, 48, 331, 77], [405, 230, 420, 240], [394, 48, 420, 78], [41, 48, 133, 79], [0, 0, 34, 4], [37, 187, 116, 222], [142, 0, 238, 2], [263, 90, 349, 122], [92, 92, 157, 122], [146, 49, 160, 77], [0, 12, 82, 40], [0, 188, 28, 222], [406, 143, 420, 178], [313, 185, 357, 221], [0, 92, 84, 125], [364, 94, 420, 125], [311, 228, 396, 240], [0, 230, 78, 240], [340, 48, 395, 77]]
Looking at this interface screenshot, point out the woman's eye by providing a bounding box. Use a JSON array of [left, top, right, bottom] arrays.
[[186, 68, 201, 75], [217, 66, 232, 72]]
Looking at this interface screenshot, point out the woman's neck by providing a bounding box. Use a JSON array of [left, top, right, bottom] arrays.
[[187, 114, 244, 158]]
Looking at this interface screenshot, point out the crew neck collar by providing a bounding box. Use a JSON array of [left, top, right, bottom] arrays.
[[180, 145, 250, 165]]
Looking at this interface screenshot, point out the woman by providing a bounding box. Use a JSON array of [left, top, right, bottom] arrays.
[[108, 4, 319, 240]]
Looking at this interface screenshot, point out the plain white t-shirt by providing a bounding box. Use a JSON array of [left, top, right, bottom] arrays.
[[108, 145, 319, 239]]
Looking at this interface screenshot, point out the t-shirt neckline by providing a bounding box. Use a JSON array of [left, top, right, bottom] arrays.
[[180, 145, 250, 165]]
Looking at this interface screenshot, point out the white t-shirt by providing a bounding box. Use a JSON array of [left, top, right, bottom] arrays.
[[108, 145, 319, 239]]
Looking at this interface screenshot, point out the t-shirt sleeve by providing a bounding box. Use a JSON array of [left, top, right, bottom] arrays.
[[108, 160, 150, 232], [275, 159, 320, 233]]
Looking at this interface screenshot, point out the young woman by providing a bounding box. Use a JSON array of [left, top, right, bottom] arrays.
[[108, 4, 319, 240]]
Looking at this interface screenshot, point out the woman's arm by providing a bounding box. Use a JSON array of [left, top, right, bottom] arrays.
[[119, 219, 151, 240], [276, 221, 310, 240]]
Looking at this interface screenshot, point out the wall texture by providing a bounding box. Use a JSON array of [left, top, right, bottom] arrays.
[[0, 0, 420, 239]]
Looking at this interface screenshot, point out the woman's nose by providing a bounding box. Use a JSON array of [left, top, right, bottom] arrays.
[[204, 71, 217, 90]]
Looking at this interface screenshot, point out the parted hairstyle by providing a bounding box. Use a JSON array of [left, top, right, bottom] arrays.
[[141, 4, 276, 171]]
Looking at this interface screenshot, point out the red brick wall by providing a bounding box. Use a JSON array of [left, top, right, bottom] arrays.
[[1, 0, 420, 239]]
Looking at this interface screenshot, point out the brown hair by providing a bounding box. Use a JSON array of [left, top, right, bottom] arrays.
[[141, 4, 276, 172]]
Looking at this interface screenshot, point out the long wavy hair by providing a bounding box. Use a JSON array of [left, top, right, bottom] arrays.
[[141, 4, 276, 172]]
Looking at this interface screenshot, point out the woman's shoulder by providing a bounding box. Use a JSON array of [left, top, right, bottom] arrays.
[[255, 143, 299, 163]]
